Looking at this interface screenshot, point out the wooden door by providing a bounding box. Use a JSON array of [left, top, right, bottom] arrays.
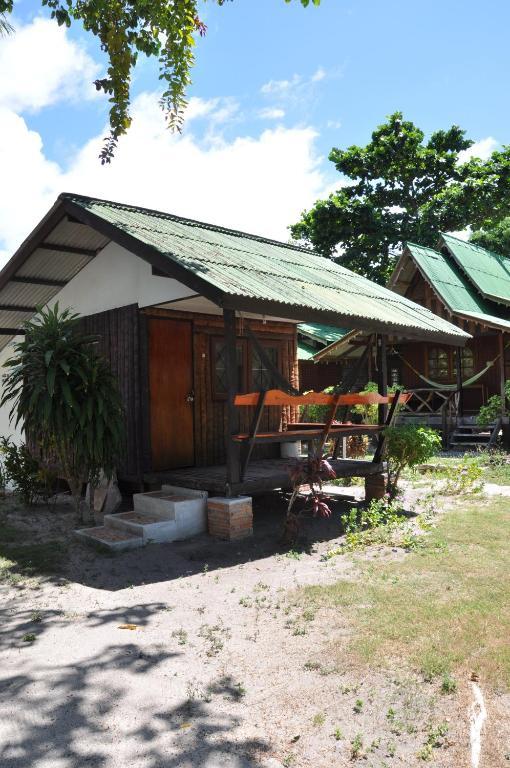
[[148, 318, 194, 470]]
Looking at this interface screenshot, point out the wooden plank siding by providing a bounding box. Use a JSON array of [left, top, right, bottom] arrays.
[[75, 305, 299, 482], [140, 308, 298, 470], [79, 304, 143, 484]]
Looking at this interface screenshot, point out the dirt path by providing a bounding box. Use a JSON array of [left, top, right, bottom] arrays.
[[0, 490, 504, 767]]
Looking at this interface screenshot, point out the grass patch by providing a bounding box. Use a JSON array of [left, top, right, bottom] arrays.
[[301, 496, 510, 688], [0, 516, 66, 584]]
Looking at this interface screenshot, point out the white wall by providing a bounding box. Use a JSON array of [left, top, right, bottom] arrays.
[[0, 242, 196, 444], [51, 241, 195, 315]]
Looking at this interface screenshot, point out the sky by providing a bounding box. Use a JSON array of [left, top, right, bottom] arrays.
[[0, 0, 508, 265]]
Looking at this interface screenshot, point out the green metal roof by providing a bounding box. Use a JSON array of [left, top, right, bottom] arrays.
[[58, 194, 469, 344], [297, 341, 316, 361], [440, 233, 510, 307], [406, 242, 510, 332], [297, 322, 349, 345]]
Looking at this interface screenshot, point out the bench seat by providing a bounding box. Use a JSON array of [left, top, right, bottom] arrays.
[[233, 424, 382, 444]]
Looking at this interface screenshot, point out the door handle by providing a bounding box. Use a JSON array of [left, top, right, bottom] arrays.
[[186, 390, 195, 403]]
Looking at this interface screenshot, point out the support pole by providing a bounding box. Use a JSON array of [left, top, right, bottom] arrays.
[[499, 332, 506, 412], [223, 308, 241, 490], [377, 334, 388, 424], [456, 346, 464, 418]]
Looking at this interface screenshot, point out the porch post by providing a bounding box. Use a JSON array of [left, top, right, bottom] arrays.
[[377, 334, 388, 424], [498, 332, 506, 412], [223, 308, 241, 489], [456, 347, 464, 418]]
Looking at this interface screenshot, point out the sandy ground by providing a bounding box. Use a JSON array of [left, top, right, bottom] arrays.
[[0, 487, 505, 767]]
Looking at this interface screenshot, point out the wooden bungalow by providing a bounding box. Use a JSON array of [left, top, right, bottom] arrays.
[[0, 194, 468, 494], [311, 233, 510, 445]]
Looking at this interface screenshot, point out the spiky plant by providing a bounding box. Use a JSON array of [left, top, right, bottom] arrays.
[[1, 305, 124, 518]]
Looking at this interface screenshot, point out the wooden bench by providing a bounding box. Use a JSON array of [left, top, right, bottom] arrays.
[[233, 388, 410, 481]]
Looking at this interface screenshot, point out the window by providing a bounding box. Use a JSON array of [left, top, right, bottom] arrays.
[[428, 347, 450, 380], [251, 345, 279, 390], [212, 339, 245, 397], [211, 338, 281, 399], [460, 347, 474, 378], [428, 346, 475, 382]]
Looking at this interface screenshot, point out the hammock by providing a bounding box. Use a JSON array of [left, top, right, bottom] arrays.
[[396, 352, 500, 391]]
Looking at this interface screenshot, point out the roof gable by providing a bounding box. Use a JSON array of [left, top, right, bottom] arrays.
[[400, 241, 510, 332], [440, 232, 510, 307]]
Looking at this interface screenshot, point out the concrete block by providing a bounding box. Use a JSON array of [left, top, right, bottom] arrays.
[[134, 487, 208, 538], [74, 526, 143, 552], [104, 511, 178, 544]]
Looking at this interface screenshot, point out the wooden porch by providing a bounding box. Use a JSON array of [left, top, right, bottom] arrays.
[[144, 457, 385, 497]]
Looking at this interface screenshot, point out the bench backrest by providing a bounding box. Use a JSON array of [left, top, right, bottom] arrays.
[[234, 389, 410, 408]]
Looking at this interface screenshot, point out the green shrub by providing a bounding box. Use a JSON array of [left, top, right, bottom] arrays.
[[476, 379, 510, 425], [439, 458, 483, 495], [384, 425, 442, 499], [0, 439, 42, 506], [0, 438, 58, 506]]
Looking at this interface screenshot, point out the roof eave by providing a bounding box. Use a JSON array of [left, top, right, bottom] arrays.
[[221, 294, 470, 345]]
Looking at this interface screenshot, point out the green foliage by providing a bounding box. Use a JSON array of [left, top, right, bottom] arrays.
[[1, 305, 124, 514], [384, 425, 441, 498], [477, 394, 504, 425], [471, 216, 510, 255], [0, 438, 55, 506], [351, 380, 399, 424], [291, 111, 510, 284], [0, 1, 318, 162], [344, 496, 403, 535], [438, 458, 483, 496]]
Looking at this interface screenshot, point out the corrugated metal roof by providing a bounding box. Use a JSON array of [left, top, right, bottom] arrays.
[[441, 233, 510, 307], [297, 322, 349, 345], [297, 341, 315, 361], [0, 206, 108, 351], [406, 242, 510, 332], [61, 194, 469, 343]]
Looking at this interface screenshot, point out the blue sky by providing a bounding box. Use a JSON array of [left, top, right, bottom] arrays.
[[0, 0, 508, 261]]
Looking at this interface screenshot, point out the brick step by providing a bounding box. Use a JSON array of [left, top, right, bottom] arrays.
[[75, 525, 143, 551]]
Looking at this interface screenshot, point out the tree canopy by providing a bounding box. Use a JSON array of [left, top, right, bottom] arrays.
[[291, 112, 510, 284], [471, 218, 510, 254], [0, 0, 319, 162]]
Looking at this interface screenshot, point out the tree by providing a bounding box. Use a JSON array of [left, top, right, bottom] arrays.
[[0, 305, 124, 519], [471, 217, 510, 255], [0, 0, 319, 162], [290, 112, 505, 285]]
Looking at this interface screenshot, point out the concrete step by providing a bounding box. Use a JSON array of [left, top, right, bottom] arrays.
[[450, 440, 491, 447], [133, 485, 208, 539], [104, 510, 178, 544], [75, 525, 143, 551]]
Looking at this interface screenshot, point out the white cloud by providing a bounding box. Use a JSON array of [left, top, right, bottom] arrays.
[[261, 74, 301, 95], [458, 137, 498, 163], [0, 92, 330, 261], [311, 67, 326, 82], [0, 17, 99, 112], [258, 107, 285, 120]]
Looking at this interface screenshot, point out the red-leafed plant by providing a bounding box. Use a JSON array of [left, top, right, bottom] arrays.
[[282, 454, 337, 544]]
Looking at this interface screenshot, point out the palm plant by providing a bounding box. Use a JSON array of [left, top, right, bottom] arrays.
[[1, 305, 124, 519], [0, 13, 13, 36]]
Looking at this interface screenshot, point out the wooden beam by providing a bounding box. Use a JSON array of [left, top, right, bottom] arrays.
[[456, 346, 464, 417], [240, 390, 267, 480], [0, 304, 36, 313], [377, 334, 388, 424], [37, 242, 98, 258], [10, 276, 66, 288], [499, 332, 506, 413], [223, 308, 241, 489]]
